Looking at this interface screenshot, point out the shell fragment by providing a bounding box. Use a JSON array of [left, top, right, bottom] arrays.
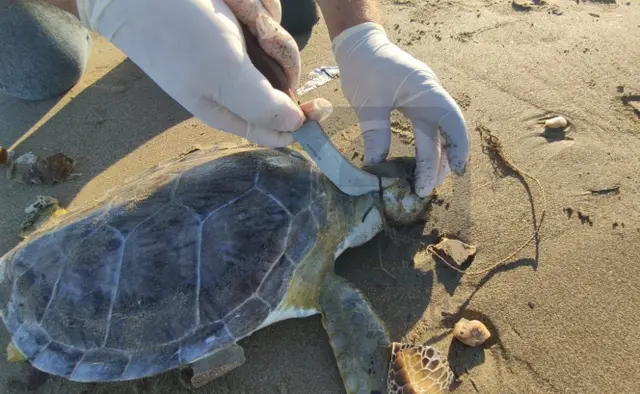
[[454, 318, 491, 347], [543, 116, 568, 129]]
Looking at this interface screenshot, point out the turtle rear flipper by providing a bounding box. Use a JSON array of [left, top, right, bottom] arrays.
[[179, 343, 245, 390], [319, 275, 453, 394]]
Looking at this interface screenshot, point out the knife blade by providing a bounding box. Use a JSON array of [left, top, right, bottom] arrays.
[[240, 23, 396, 196], [292, 121, 397, 196]]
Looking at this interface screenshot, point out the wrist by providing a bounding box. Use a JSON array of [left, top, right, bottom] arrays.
[[332, 21, 387, 58], [317, 0, 380, 41], [76, 0, 126, 40], [37, 0, 78, 17], [75, 0, 105, 31]]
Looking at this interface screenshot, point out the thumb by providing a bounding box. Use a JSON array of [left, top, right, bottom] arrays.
[[215, 58, 305, 133], [300, 99, 334, 122], [357, 106, 392, 166], [188, 95, 295, 148]]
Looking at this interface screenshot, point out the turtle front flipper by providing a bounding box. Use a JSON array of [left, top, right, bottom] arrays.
[[319, 275, 453, 394], [179, 343, 246, 390]]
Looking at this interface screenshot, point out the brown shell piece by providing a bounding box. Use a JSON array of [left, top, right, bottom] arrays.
[[387, 342, 453, 393]]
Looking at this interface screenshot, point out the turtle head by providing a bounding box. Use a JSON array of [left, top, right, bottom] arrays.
[[364, 157, 435, 226]]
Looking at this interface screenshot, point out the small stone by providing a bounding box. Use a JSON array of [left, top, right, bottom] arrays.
[[528, 301, 536, 309], [431, 237, 477, 269], [512, 0, 533, 11], [454, 318, 491, 347], [543, 116, 568, 130]]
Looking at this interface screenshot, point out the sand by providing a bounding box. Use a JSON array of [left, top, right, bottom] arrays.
[[1, 0, 639, 393]]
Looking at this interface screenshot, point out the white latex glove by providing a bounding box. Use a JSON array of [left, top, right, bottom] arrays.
[[333, 22, 470, 197], [76, 0, 326, 147]]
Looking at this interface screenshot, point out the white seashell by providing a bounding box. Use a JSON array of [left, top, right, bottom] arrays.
[[543, 116, 568, 129]]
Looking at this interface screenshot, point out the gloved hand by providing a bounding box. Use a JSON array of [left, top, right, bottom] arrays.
[[75, 0, 330, 147], [332, 22, 470, 197]]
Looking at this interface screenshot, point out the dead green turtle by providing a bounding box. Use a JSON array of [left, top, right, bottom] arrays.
[[1, 143, 454, 393]]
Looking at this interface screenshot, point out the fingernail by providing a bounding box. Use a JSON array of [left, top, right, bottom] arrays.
[[313, 99, 333, 122], [362, 129, 390, 165], [450, 158, 468, 175], [415, 185, 431, 198]]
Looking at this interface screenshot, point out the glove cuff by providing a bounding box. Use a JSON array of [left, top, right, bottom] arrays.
[[331, 22, 387, 56], [76, 0, 113, 32]]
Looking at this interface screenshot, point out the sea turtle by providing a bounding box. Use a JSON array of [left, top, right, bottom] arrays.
[[1, 143, 454, 393], [2, 1, 459, 392]]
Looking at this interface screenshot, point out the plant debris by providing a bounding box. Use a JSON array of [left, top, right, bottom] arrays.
[[428, 124, 547, 276], [587, 185, 620, 196], [0, 146, 8, 165], [4, 150, 80, 186]]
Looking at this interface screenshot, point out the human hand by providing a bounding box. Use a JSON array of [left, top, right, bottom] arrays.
[[332, 22, 470, 197], [75, 0, 330, 147]]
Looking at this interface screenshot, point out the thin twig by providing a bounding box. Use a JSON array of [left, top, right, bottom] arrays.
[[427, 124, 547, 276], [470, 377, 481, 393], [571, 185, 620, 197], [378, 235, 399, 284]]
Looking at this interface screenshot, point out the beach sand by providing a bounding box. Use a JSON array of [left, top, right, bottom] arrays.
[[2, 0, 640, 393]]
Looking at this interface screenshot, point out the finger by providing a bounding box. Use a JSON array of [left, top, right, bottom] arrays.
[[221, 0, 266, 26], [434, 90, 470, 175], [189, 96, 294, 148], [222, 0, 300, 90], [222, 0, 281, 24], [255, 13, 301, 90], [433, 135, 450, 188], [362, 128, 391, 166], [412, 120, 442, 198], [259, 0, 282, 23], [357, 106, 392, 165], [299, 98, 333, 122], [247, 127, 295, 147], [215, 58, 305, 132]]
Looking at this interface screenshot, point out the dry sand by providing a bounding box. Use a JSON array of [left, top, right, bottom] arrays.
[[2, 0, 640, 393]]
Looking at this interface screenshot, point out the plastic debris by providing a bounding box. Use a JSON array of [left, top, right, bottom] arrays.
[[295, 66, 340, 96], [20, 195, 65, 237]]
